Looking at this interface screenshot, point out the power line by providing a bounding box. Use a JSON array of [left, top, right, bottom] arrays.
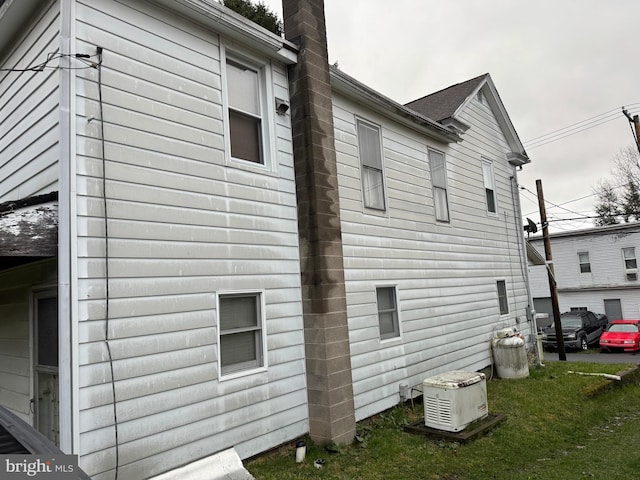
[[523, 104, 640, 150]]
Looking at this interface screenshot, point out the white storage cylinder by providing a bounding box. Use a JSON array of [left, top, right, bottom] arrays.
[[422, 371, 488, 432], [492, 336, 529, 379]]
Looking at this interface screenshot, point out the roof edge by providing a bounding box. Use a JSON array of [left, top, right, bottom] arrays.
[[330, 67, 461, 144]]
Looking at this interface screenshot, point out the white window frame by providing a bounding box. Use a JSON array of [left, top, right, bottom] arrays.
[[428, 148, 450, 222], [222, 46, 275, 171], [578, 252, 591, 273], [496, 280, 509, 315], [481, 158, 497, 214], [216, 290, 267, 380], [356, 118, 386, 211], [622, 247, 637, 270], [376, 285, 400, 341]]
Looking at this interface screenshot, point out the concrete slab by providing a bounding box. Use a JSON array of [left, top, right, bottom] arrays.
[[404, 413, 506, 443]]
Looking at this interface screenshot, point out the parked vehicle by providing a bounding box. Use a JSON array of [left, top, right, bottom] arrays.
[[541, 311, 608, 351], [600, 320, 640, 352]]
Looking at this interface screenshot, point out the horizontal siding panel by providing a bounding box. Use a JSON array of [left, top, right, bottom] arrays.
[[0, 2, 60, 201]]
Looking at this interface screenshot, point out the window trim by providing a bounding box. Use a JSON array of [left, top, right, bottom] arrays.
[[222, 45, 276, 172], [496, 280, 509, 315], [428, 148, 450, 223], [216, 290, 268, 380], [622, 247, 637, 269], [376, 285, 401, 341], [481, 158, 497, 215], [578, 251, 591, 273], [356, 118, 387, 212]]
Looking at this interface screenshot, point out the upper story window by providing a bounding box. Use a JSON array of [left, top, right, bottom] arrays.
[[357, 119, 386, 210], [429, 149, 449, 222], [218, 292, 266, 377], [622, 247, 637, 270], [496, 280, 508, 315], [376, 286, 400, 340], [578, 252, 591, 273], [225, 55, 268, 165], [482, 159, 497, 214]]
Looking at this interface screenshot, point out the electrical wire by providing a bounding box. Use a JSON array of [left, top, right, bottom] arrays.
[[522, 104, 640, 150], [97, 46, 120, 480], [0, 51, 99, 72]]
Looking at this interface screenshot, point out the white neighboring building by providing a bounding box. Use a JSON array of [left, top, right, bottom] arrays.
[[528, 223, 640, 323]]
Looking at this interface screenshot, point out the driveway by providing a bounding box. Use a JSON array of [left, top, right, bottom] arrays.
[[543, 350, 640, 364]]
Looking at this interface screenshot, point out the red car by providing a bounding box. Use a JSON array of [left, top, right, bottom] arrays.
[[599, 320, 640, 352]]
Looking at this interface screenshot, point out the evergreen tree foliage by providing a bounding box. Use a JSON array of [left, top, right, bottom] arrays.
[[593, 180, 621, 226], [222, 0, 283, 36]]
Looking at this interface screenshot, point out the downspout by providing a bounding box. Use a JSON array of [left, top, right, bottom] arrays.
[[510, 173, 543, 366], [58, 0, 79, 453]]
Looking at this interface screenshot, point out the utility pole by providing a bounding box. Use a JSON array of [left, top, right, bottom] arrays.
[[622, 107, 640, 155], [536, 179, 566, 361]]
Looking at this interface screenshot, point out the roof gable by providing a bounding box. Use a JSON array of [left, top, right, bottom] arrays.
[[405, 74, 529, 166], [405, 74, 487, 123]]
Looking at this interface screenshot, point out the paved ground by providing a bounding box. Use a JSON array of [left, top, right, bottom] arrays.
[[543, 349, 640, 364]]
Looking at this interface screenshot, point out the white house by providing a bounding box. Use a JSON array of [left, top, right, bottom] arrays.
[[0, 0, 307, 478], [333, 70, 533, 421], [528, 223, 640, 323], [0, 0, 535, 477]]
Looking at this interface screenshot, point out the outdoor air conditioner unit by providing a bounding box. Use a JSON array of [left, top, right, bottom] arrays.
[[626, 269, 638, 281], [422, 371, 488, 432]]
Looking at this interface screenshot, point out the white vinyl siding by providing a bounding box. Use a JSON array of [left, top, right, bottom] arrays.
[[357, 119, 385, 210], [0, 260, 57, 424], [72, 1, 306, 478], [0, 1, 60, 202], [528, 226, 640, 319], [333, 90, 530, 422], [428, 149, 449, 222]]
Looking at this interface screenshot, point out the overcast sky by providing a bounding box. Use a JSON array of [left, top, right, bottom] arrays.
[[259, 0, 640, 233]]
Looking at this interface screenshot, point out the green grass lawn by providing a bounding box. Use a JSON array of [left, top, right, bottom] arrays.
[[246, 362, 640, 479]]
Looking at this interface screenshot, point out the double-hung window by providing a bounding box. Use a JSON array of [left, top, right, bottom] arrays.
[[482, 159, 497, 214], [623, 247, 637, 269], [226, 57, 264, 164], [218, 292, 265, 376], [429, 149, 449, 222], [578, 252, 591, 273], [496, 280, 509, 315], [376, 286, 399, 340], [357, 119, 385, 210]]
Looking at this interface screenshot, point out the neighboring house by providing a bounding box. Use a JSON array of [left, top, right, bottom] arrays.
[[0, 0, 306, 478], [528, 223, 640, 323], [331, 71, 533, 421], [0, 0, 534, 477]]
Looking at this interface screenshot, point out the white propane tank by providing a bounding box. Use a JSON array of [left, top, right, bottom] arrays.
[[491, 335, 529, 379]]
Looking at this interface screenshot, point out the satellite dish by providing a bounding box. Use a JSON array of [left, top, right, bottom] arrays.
[[524, 218, 538, 235]]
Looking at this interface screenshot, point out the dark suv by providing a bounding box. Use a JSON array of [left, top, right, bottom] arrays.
[[541, 311, 608, 351]]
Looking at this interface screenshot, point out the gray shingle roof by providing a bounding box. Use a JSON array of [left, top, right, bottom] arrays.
[[404, 74, 488, 121]]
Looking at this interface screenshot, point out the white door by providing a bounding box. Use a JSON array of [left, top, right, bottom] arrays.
[[33, 291, 59, 446]]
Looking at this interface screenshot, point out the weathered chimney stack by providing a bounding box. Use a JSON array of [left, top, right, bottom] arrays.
[[282, 0, 356, 445]]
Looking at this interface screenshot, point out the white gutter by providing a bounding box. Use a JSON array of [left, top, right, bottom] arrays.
[[330, 67, 461, 145], [151, 0, 297, 64]]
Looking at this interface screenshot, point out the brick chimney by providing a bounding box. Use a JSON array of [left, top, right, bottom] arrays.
[[282, 0, 356, 445]]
